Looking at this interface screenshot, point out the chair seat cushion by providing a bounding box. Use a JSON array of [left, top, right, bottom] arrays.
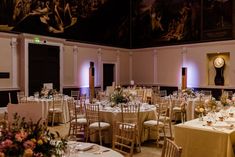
[[143, 120, 164, 127], [71, 118, 87, 124], [48, 108, 63, 113], [89, 122, 110, 129], [77, 114, 86, 118], [159, 116, 170, 121], [173, 107, 182, 111]]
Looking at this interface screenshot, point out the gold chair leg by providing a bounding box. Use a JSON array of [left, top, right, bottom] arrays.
[[99, 130, 103, 146]]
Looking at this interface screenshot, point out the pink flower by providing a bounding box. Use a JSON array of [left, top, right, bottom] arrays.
[[23, 140, 35, 149], [0, 152, 4, 157], [226, 99, 232, 104], [15, 133, 23, 142], [20, 131, 28, 139], [1, 139, 13, 148], [15, 131, 28, 142]]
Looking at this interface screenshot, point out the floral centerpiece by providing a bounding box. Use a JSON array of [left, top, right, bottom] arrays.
[[182, 88, 196, 97], [205, 97, 217, 111], [40, 88, 58, 98], [110, 86, 130, 106], [194, 101, 206, 120], [0, 114, 66, 157], [220, 92, 232, 107]]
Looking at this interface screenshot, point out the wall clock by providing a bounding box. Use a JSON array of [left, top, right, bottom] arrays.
[[213, 57, 225, 68], [213, 56, 225, 85]]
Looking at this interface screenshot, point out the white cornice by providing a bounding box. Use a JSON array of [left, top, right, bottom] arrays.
[[131, 39, 235, 52], [0, 32, 18, 38], [2, 32, 235, 51], [64, 40, 130, 52]]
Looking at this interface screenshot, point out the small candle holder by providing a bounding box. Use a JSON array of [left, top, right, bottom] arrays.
[[219, 116, 224, 121], [206, 120, 212, 126], [229, 113, 234, 117]]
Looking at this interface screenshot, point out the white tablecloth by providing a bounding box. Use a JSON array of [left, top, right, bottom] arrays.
[[7, 97, 70, 124], [67, 142, 123, 157], [90, 103, 157, 143], [175, 116, 235, 157]]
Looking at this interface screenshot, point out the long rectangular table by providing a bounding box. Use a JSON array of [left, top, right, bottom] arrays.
[[8, 103, 46, 123], [174, 118, 235, 157]]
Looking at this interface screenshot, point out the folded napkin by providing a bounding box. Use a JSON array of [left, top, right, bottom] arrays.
[[225, 118, 235, 124], [75, 143, 94, 151], [212, 121, 230, 128]]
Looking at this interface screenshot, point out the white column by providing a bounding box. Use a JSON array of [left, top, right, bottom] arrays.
[[60, 44, 64, 93], [153, 49, 158, 84], [116, 50, 120, 85], [73, 46, 78, 86], [97, 48, 102, 88], [180, 47, 187, 89], [181, 47, 187, 67], [129, 51, 133, 82], [11, 38, 18, 88]]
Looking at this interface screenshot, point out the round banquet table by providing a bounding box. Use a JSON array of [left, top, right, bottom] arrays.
[[66, 142, 124, 157], [90, 103, 158, 143]]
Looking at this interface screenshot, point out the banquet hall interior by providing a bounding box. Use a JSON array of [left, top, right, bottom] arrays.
[[0, 0, 235, 157]]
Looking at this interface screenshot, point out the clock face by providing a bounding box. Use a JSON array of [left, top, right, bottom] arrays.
[[214, 57, 225, 68]]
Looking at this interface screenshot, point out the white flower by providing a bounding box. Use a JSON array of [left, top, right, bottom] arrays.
[[50, 140, 56, 146], [204, 99, 210, 104]]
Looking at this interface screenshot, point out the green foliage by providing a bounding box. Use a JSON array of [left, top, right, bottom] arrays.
[[0, 113, 67, 157]]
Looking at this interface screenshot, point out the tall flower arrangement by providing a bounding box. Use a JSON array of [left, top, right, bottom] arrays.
[[110, 86, 129, 105], [220, 92, 232, 107], [182, 88, 196, 97], [40, 88, 58, 98], [205, 98, 217, 111], [0, 114, 66, 157]]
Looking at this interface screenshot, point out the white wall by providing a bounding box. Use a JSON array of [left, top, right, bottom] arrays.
[[132, 40, 235, 89], [1, 32, 235, 91], [132, 50, 154, 85], [0, 33, 130, 93], [0, 33, 18, 89], [119, 51, 131, 85], [63, 42, 130, 89]]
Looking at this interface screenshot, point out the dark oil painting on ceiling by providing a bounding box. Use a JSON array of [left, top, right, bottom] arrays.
[[0, 0, 232, 48]]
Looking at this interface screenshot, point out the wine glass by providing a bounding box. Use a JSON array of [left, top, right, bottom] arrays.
[[66, 135, 77, 156]]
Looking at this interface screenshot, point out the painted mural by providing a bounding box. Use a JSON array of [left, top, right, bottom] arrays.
[[0, 0, 130, 48], [0, 0, 233, 48], [132, 0, 232, 48]]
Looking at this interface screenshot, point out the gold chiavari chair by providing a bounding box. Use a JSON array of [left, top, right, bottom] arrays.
[[112, 122, 136, 157], [67, 97, 87, 141], [172, 98, 187, 123], [17, 91, 27, 103], [96, 91, 106, 101], [85, 103, 110, 145], [71, 90, 80, 106], [75, 93, 87, 119], [143, 101, 168, 147], [161, 138, 182, 157], [159, 97, 173, 139], [47, 94, 65, 126], [136, 89, 144, 102], [118, 103, 141, 153]]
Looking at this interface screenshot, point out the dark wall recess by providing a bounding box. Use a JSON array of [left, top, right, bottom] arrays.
[[0, 72, 10, 78]]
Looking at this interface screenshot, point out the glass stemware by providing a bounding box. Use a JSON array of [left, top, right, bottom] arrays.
[[66, 135, 78, 156]]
